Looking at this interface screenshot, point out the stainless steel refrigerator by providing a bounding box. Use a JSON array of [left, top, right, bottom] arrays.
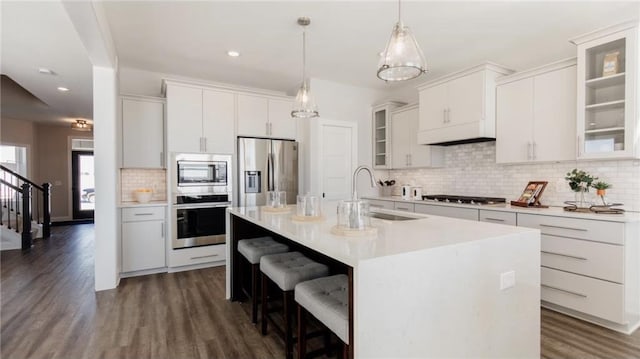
[[237, 137, 298, 207]]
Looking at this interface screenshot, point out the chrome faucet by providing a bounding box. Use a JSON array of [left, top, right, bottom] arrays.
[[351, 165, 377, 200]]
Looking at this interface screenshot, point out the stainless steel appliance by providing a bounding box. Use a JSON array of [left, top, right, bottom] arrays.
[[422, 195, 506, 205], [171, 153, 232, 249], [237, 137, 298, 207]]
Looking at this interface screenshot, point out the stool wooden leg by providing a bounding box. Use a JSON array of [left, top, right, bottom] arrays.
[[261, 273, 268, 335], [297, 304, 306, 359], [284, 290, 294, 359], [324, 330, 332, 356], [342, 343, 349, 359], [251, 263, 259, 324]]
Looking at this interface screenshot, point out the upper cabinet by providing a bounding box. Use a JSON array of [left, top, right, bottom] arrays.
[[496, 59, 577, 163], [390, 104, 444, 169], [237, 94, 296, 139], [417, 63, 514, 145], [121, 96, 165, 168], [372, 102, 404, 169], [571, 22, 639, 159], [166, 82, 235, 154]]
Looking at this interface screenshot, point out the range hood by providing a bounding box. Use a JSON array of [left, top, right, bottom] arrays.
[[427, 137, 496, 146], [415, 62, 513, 147]]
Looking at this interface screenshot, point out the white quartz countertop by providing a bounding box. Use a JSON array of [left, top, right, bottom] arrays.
[[227, 202, 538, 267], [363, 195, 640, 223], [118, 201, 168, 208]]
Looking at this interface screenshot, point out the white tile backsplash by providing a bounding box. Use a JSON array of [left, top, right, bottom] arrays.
[[120, 169, 167, 202], [383, 142, 640, 211]]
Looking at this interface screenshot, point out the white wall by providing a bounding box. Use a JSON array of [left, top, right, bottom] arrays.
[[308, 78, 388, 197]]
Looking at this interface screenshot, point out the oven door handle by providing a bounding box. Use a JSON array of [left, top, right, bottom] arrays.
[[173, 203, 231, 209]]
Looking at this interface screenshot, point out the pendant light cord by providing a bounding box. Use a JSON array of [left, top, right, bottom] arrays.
[[302, 26, 307, 81], [398, 0, 402, 24]]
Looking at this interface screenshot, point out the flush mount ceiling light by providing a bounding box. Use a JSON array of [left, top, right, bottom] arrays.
[[57, 86, 70, 92], [227, 50, 240, 57], [38, 68, 55, 75], [71, 119, 92, 131], [377, 0, 428, 82], [291, 16, 319, 119]]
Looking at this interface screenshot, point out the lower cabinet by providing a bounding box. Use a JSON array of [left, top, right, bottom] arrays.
[[414, 203, 479, 221], [518, 213, 638, 331], [479, 209, 516, 226], [122, 206, 166, 273], [169, 244, 226, 268], [366, 199, 395, 210]]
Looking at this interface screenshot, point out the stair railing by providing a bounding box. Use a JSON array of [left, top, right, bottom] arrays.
[[1, 165, 51, 250]]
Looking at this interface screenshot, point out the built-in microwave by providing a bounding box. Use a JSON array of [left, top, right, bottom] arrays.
[[172, 153, 232, 196]]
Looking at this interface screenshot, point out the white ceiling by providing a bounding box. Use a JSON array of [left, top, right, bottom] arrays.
[[1, 1, 93, 125], [2, 1, 638, 126], [104, 1, 640, 94]]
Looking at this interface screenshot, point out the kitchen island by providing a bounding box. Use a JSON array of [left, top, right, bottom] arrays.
[[226, 203, 541, 358]]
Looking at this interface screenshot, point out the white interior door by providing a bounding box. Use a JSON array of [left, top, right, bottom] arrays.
[[311, 120, 357, 201]]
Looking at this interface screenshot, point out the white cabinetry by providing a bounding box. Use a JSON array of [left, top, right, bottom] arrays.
[[479, 209, 516, 226], [414, 203, 479, 221], [166, 82, 235, 153], [390, 104, 444, 169], [571, 22, 639, 159], [169, 244, 226, 269], [417, 63, 513, 145], [372, 102, 405, 169], [496, 59, 577, 163], [237, 94, 296, 139], [121, 206, 166, 274], [121, 96, 165, 168], [518, 213, 640, 333]]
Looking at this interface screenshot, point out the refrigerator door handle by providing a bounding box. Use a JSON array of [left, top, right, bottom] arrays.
[[268, 153, 275, 191]]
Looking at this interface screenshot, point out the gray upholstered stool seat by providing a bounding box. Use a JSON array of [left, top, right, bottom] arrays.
[[260, 251, 329, 359], [237, 236, 289, 325], [260, 251, 329, 291], [238, 236, 289, 264], [295, 274, 349, 344]]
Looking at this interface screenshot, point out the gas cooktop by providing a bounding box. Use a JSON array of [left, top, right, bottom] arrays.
[[422, 195, 507, 205]]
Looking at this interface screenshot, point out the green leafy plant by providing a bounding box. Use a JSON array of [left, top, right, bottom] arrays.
[[592, 181, 611, 190], [565, 169, 598, 192]]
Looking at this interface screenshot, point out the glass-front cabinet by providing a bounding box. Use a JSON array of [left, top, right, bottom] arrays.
[[572, 22, 639, 159], [372, 102, 405, 169]]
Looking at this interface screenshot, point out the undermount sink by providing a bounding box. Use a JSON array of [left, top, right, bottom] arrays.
[[367, 212, 419, 221]]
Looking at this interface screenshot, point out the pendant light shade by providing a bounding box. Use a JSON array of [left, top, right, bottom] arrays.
[[291, 17, 319, 118], [377, 1, 427, 81]]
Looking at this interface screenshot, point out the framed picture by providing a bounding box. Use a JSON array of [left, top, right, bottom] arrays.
[[511, 181, 548, 208]]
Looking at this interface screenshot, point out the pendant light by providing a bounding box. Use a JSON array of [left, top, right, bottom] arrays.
[[377, 0, 427, 82], [291, 17, 319, 118]]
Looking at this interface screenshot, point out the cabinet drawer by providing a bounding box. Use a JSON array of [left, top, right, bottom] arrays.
[[541, 267, 625, 324], [517, 214, 624, 244], [414, 204, 479, 221], [541, 235, 623, 283], [394, 202, 415, 212], [122, 206, 165, 222], [170, 244, 226, 267], [366, 199, 395, 210], [479, 210, 516, 226]]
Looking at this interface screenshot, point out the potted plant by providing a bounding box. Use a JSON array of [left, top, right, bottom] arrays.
[[592, 181, 611, 205], [565, 169, 597, 207]]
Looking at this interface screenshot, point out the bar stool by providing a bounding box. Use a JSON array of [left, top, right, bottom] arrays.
[[260, 251, 329, 359], [295, 274, 349, 359], [237, 236, 289, 324]]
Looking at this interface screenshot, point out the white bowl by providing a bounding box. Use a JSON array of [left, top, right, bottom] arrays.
[[134, 190, 153, 203]]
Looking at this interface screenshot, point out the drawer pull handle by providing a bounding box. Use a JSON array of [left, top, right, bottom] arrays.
[[541, 251, 587, 261], [484, 217, 505, 222], [542, 284, 587, 298], [190, 254, 219, 260], [134, 213, 154, 216], [396, 207, 410, 211], [370, 204, 383, 208], [539, 224, 587, 232]]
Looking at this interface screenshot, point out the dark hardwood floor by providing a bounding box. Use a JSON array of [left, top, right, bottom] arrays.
[[1, 224, 639, 358]]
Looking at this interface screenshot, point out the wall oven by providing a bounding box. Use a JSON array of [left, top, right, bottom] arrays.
[[171, 153, 232, 250]]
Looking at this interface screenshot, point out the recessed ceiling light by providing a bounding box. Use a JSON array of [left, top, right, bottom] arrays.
[[38, 68, 55, 75], [227, 50, 240, 57], [57, 87, 70, 92]]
